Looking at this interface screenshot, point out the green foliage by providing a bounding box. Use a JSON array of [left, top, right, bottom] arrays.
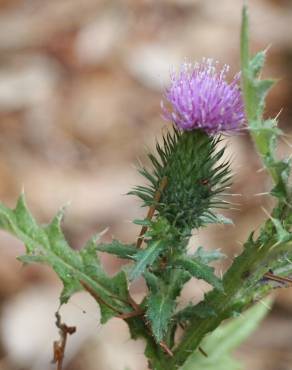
[[174, 301, 217, 323], [181, 300, 270, 370], [241, 5, 287, 188], [1, 195, 132, 323], [193, 246, 225, 264], [170, 6, 292, 369], [1, 5, 292, 370], [129, 240, 166, 280], [172, 257, 223, 291], [130, 127, 231, 232], [145, 269, 190, 343], [147, 292, 176, 343], [96, 240, 137, 259]]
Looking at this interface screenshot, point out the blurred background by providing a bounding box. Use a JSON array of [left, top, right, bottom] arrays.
[[0, 0, 292, 369]]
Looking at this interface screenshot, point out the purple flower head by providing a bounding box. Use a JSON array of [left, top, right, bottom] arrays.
[[161, 58, 245, 134]]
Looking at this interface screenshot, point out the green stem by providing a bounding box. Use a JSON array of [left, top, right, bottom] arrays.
[[172, 235, 273, 367], [240, 6, 280, 186]]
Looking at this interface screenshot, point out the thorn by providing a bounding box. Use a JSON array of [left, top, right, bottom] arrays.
[[258, 298, 272, 311], [281, 136, 292, 148], [259, 243, 265, 250], [254, 192, 269, 197], [261, 207, 272, 219], [99, 227, 109, 237], [274, 108, 283, 121], [229, 207, 240, 211], [269, 241, 281, 250], [198, 346, 208, 357], [159, 341, 174, 357]]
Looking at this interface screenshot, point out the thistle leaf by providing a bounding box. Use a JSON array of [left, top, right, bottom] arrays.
[[174, 301, 216, 323], [147, 293, 175, 343], [193, 246, 225, 264], [144, 271, 159, 293], [145, 270, 190, 342], [199, 213, 233, 226], [249, 50, 267, 78], [0, 195, 131, 323], [129, 240, 165, 281], [96, 240, 137, 259], [173, 257, 223, 291]]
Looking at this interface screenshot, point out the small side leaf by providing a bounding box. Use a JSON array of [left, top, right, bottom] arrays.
[[193, 246, 225, 264], [147, 293, 175, 343], [199, 213, 233, 226], [174, 301, 216, 323], [96, 240, 137, 259], [173, 257, 223, 291], [129, 240, 165, 281], [146, 270, 190, 342]]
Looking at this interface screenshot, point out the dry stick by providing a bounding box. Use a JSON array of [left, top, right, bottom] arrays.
[[53, 312, 76, 370], [136, 176, 168, 248], [263, 272, 292, 286]]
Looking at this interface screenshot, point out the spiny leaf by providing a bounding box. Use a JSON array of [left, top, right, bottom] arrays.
[[174, 301, 216, 323], [199, 213, 233, 226], [241, 5, 283, 190], [0, 195, 131, 323], [193, 246, 225, 265], [96, 240, 137, 259], [173, 257, 223, 291], [133, 218, 152, 226], [270, 159, 291, 199], [129, 240, 165, 281], [145, 270, 190, 342], [249, 50, 267, 78], [269, 217, 291, 244], [144, 271, 159, 293], [249, 119, 281, 157], [147, 293, 175, 343]]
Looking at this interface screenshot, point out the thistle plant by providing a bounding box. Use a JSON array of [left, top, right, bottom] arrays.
[[1, 6, 292, 370]]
